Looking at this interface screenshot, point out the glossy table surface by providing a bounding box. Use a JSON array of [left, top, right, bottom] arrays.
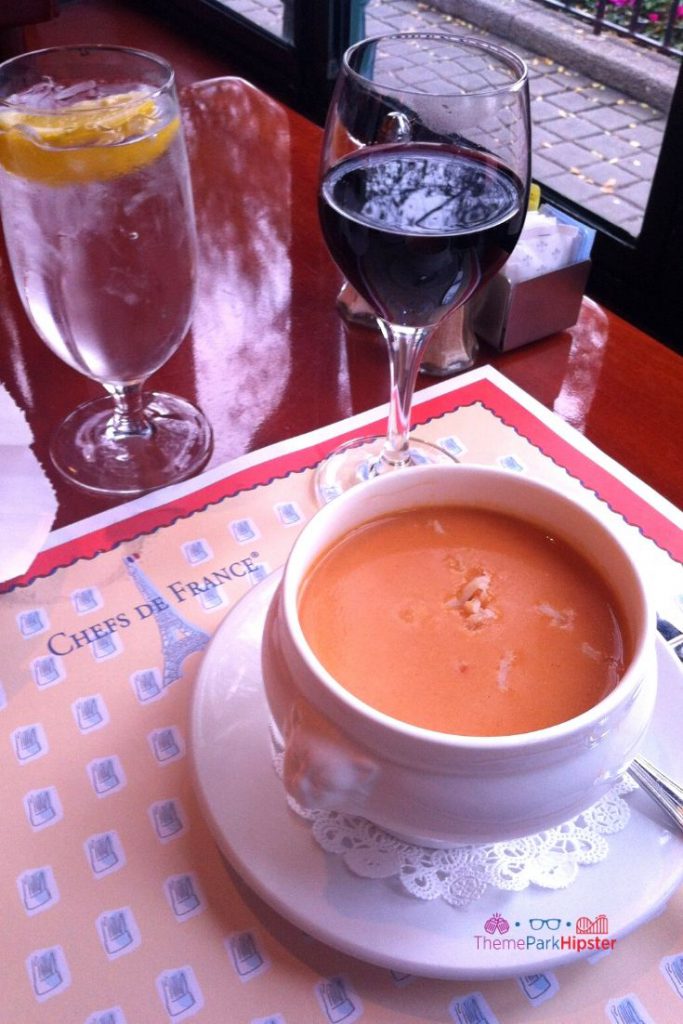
[[4, 0, 682, 533]]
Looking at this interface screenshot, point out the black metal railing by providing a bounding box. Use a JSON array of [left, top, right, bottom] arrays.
[[537, 0, 682, 56]]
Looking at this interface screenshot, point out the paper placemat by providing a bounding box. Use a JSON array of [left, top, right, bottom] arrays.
[[1, 366, 681, 1024]]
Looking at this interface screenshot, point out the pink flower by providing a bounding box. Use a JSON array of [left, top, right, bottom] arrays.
[[647, 11, 660, 20]]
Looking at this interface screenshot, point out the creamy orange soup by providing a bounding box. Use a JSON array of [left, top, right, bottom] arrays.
[[298, 506, 629, 736]]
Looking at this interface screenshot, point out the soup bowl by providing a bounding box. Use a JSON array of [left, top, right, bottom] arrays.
[[261, 465, 657, 845]]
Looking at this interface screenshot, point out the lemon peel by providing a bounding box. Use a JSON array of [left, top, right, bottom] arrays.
[[0, 90, 179, 186]]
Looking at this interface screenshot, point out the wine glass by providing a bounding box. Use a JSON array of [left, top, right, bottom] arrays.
[[316, 32, 530, 500], [0, 45, 212, 496]]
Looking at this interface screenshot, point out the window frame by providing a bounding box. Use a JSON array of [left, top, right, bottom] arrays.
[[148, 0, 353, 123], [541, 64, 683, 349]]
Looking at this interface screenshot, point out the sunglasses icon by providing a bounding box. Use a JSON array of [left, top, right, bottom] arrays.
[[529, 918, 562, 931]]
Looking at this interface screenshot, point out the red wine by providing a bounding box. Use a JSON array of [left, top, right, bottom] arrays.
[[319, 143, 524, 328]]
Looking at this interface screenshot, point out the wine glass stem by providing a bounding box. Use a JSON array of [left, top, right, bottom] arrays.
[[378, 320, 432, 467], [104, 382, 153, 439]]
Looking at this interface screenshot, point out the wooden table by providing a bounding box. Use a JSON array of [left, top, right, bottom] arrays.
[[3, 0, 680, 533]]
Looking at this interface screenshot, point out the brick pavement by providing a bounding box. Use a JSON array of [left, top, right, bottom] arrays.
[[229, 0, 672, 235]]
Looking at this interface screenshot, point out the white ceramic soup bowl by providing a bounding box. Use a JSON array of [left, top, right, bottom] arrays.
[[261, 465, 657, 846]]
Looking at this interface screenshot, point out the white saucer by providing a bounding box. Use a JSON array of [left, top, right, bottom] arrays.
[[190, 571, 683, 980]]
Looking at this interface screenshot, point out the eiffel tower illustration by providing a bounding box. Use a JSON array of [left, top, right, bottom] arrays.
[[124, 554, 210, 687]]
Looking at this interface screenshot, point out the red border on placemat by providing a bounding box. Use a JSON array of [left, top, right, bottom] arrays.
[[4, 378, 680, 592]]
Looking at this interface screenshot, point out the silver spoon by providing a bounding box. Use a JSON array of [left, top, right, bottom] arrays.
[[628, 755, 683, 833]]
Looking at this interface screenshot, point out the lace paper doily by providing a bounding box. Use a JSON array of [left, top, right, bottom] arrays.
[[271, 741, 637, 909]]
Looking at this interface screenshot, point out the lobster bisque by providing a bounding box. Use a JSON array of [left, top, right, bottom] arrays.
[[297, 505, 629, 736]]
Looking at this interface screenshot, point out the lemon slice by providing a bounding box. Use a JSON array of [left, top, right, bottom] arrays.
[[0, 90, 179, 186]]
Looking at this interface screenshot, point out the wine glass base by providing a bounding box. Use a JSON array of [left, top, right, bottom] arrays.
[[315, 434, 457, 504], [50, 391, 213, 497]]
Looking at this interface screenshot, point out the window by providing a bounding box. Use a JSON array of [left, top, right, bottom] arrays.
[[148, 0, 683, 350], [584, 70, 683, 352], [150, 0, 362, 123]]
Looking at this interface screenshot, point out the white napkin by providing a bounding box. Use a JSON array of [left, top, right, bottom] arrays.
[[0, 383, 58, 583], [504, 210, 582, 285]]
